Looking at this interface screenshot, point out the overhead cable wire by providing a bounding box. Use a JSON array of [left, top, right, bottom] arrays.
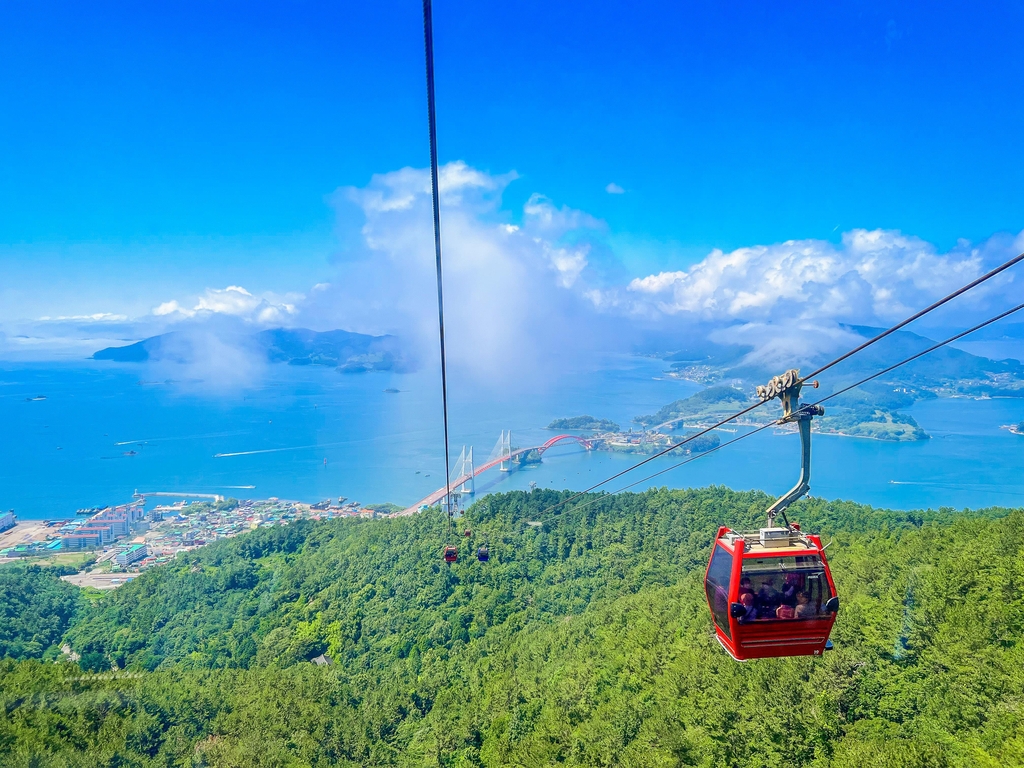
[[548, 299, 1024, 520], [536, 251, 1024, 519], [422, 0, 454, 537]]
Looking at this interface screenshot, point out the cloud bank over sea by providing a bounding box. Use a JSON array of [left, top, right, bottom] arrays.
[[2, 163, 1021, 381]]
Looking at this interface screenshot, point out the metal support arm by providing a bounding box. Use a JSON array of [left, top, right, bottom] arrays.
[[758, 368, 825, 528], [765, 407, 824, 527]]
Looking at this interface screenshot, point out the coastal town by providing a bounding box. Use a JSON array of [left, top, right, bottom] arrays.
[[0, 495, 379, 589]]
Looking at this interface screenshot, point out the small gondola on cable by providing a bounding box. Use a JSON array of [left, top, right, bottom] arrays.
[[441, 492, 462, 563], [704, 369, 839, 661], [476, 544, 489, 562]]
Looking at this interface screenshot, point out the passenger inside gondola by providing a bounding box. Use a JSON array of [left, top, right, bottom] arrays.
[[736, 592, 758, 623], [738, 576, 754, 597], [742, 555, 833, 621], [756, 578, 781, 614], [781, 573, 802, 606], [794, 591, 814, 618]]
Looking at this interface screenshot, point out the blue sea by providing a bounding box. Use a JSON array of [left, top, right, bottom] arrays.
[[2, 357, 1023, 519]]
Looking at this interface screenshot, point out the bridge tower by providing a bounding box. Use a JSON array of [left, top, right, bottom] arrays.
[[499, 430, 513, 472], [455, 445, 475, 495]]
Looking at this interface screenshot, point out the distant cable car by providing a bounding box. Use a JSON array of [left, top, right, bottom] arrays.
[[464, 529, 472, 538], [443, 545, 458, 563], [705, 371, 839, 660], [477, 545, 489, 562]]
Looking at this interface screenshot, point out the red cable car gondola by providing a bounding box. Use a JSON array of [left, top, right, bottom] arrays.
[[443, 545, 458, 563], [705, 370, 839, 660], [705, 524, 838, 660]]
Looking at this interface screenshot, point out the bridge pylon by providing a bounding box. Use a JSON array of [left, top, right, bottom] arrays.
[[498, 430, 513, 472]]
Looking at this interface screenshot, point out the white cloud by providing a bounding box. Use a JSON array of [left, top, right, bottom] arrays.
[[622, 228, 1023, 365], [37, 312, 128, 322], [303, 163, 618, 383], [306, 164, 1024, 376], [605, 182, 625, 194], [195, 285, 255, 314], [626, 229, 1018, 326], [5, 161, 1022, 375], [548, 246, 589, 288], [522, 193, 604, 236], [151, 286, 299, 324], [344, 161, 515, 220], [140, 326, 269, 392], [153, 300, 189, 317]]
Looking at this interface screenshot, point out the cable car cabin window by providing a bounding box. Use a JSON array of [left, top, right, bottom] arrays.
[[705, 545, 733, 638], [739, 555, 832, 622]]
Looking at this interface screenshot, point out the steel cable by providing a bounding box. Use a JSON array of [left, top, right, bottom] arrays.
[[534, 251, 1023, 519], [422, 0, 454, 539], [544, 299, 1024, 521]]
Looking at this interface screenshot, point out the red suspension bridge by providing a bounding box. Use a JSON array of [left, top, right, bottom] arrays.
[[397, 433, 593, 516]]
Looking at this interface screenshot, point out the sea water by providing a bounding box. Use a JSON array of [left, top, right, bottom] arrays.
[[2, 357, 1023, 519]]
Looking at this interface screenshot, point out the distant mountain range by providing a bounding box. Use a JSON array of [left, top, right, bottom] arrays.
[[92, 328, 411, 373], [646, 325, 1024, 441], [660, 324, 1024, 398]]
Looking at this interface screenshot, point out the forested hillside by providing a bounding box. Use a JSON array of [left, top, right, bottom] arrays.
[[0, 564, 83, 661], [3, 488, 1024, 767]]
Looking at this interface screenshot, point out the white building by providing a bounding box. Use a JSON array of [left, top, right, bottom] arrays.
[[114, 543, 149, 568]]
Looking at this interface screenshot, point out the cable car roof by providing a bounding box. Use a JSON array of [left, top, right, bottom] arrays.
[[716, 526, 823, 556]]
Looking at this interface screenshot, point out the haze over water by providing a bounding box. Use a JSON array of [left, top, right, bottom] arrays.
[[3, 357, 1023, 520]]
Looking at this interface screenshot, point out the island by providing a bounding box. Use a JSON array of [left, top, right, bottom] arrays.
[[812, 386, 930, 441], [1012, 421, 1024, 436], [816, 407, 929, 441], [634, 386, 753, 429], [593, 429, 721, 456], [632, 381, 932, 442], [547, 415, 620, 431], [642, 326, 1024, 442], [93, 328, 412, 373]]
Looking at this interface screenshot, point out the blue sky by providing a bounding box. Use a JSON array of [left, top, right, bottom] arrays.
[[1, 1, 1023, 345]]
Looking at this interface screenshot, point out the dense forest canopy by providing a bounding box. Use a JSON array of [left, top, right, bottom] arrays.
[[0, 564, 83, 661], [2, 487, 1024, 767]]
